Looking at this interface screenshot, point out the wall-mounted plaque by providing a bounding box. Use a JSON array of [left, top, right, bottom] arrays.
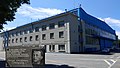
[[6, 46, 45, 68]]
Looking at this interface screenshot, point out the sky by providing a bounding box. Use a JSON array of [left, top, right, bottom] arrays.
[[4, 0, 120, 39]]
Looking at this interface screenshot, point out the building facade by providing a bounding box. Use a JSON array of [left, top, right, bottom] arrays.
[[0, 7, 117, 53]]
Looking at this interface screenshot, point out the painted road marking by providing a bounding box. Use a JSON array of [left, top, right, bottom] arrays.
[[117, 56, 120, 59], [104, 60, 111, 66], [104, 59, 117, 68], [110, 59, 116, 63]]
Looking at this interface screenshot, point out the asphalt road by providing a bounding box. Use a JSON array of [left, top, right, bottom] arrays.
[[0, 51, 120, 68], [45, 53, 120, 68]]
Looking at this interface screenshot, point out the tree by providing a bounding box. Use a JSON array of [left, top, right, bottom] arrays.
[[0, 0, 30, 29]]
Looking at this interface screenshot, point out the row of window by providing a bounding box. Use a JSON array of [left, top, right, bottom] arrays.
[[10, 31, 64, 43], [42, 31, 64, 40], [10, 21, 65, 37], [11, 35, 39, 43], [49, 45, 65, 52], [86, 36, 99, 45], [85, 28, 98, 35], [85, 23, 116, 40]]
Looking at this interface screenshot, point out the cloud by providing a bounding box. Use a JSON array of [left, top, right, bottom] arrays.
[[17, 4, 64, 19], [98, 17, 120, 39], [7, 4, 120, 39], [0, 26, 15, 33], [4, 26, 15, 31], [116, 31, 120, 39], [98, 17, 120, 27]]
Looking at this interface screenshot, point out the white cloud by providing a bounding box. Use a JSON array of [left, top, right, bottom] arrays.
[[4, 27, 15, 31], [17, 4, 64, 19], [98, 17, 120, 27], [98, 17, 120, 39], [116, 31, 120, 39], [0, 26, 15, 33], [6, 5, 120, 39]]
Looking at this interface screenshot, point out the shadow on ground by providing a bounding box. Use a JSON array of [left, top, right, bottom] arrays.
[[79, 52, 114, 55], [45, 64, 75, 68]]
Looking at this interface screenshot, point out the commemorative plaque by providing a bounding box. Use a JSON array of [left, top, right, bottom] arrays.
[[6, 46, 45, 68]]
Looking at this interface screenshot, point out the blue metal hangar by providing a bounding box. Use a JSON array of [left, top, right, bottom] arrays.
[[75, 7, 117, 52]]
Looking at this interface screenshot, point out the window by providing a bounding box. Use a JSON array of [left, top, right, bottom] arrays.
[[24, 30, 28, 34], [35, 27, 39, 32], [58, 45, 65, 50], [8, 40, 10, 43], [29, 29, 33, 33], [30, 36, 33, 41], [35, 35, 39, 41], [3, 41, 5, 44], [16, 38, 18, 43], [50, 33, 54, 39], [24, 37, 27, 42], [16, 32, 18, 36], [42, 25, 46, 31], [59, 31, 64, 38], [49, 23, 55, 29], [58, 21, 64, 27], [12, 39, 14, 43], [20, 31, 23, 35], [42, 34, 46, 40], [86, 36, 99, 45], [20, 38, 22, 42], [12, 33, 14, 37]]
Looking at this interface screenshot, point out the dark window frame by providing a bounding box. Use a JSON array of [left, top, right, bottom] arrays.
[[50, 33, 54, 39], [59, 31, 64, 38], [24, 37, 27, 42], [20, 38, 22, 42], [58, 45, 65, 50], [16, 38, 18, 43], [49, 23, 55, 29], [29, 29, 33, 33], [20, 31, 23, 35], [42, 34, 46, 40], [42, 25, 47, 31], [24, 30, 28, 34], [35, 35, 39, 41], [30, 36, 33, 41], [12, 39, 14, 43], [35, 27, 39, 32], [16, 32, 18, 36], [58, 21, 65, 27]]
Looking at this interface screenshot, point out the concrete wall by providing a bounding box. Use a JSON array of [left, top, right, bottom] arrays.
[[0, 13, 76, 53], [68, 15, 80, 53], [0, 13, 84, 53]]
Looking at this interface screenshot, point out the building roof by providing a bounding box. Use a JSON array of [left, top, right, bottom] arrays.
[[79, 7, 115, 34], [0, 7, 116, 35], [0, 12, 78, 35]]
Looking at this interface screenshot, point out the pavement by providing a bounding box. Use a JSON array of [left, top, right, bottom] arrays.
[[0, 51, 120, 68], [45, 53, 120, 68]]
